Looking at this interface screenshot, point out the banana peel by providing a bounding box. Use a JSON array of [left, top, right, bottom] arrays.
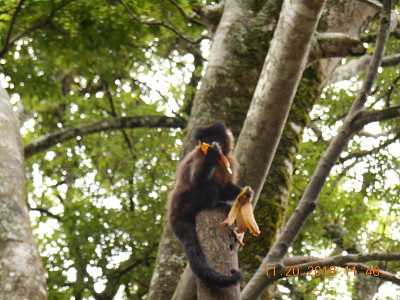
[[220, 186, 260, 245], [200, 142, 233, 174]]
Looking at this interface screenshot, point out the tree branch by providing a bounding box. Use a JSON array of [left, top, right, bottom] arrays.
[[353, 105, 400, 129], [0, 0, 74, 58], [330, 53, 400, 83], [355, 0, 383, 10], [93, 249, 155, 300], [358, 128, 398, 138], [363, 28, 400, 44], [309, 33, 366, 63], [0, 0, 25, 57], [118, 0, 206, 44], [193, 2, 225, 35], [241, 1, 392, 298], [340, 131, 400, 163], [30, 207, 61, 221], [24, 115, 186, 158], [166, 0, 203, 27], [103, 82, 135, 156]]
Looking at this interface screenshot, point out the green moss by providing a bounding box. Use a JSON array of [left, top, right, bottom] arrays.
[[239, 65, 322, 275]]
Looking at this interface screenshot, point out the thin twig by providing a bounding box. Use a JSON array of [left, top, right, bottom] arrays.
[[0, 0, 74, 57], [118, 0, 206, 44], [166, 0, 204, 26], [103, 82, 135, 156], [30, 207, 61, 220], [0, 0, 25, 56], [340, 131, 400, 162]]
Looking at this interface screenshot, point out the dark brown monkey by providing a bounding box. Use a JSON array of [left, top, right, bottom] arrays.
[[168, 121, 243, 287]]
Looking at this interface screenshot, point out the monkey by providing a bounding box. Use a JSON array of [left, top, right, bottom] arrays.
[[168, 121, 244, 288]]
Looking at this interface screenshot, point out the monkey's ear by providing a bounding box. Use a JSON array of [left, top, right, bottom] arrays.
[[192, 125, 206, 142], [193, 121, 227, 142], [212, 120, 227, 131]]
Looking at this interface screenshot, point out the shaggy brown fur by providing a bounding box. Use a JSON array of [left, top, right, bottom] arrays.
[[168, 121, 243, 287]]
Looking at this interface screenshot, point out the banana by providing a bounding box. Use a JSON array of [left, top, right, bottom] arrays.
[[220, 186, 251, 227], [240, 201, 260, 236], [233, 227, 245, 246], [235, 211, 247, 233], [220, 198, 241, 227], [221, 186, 261, 239]]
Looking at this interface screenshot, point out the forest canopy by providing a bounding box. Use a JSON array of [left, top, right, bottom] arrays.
[[0, 0, 400, 299]]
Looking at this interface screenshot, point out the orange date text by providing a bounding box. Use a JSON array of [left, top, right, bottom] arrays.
[[264, 266, 380, 277]]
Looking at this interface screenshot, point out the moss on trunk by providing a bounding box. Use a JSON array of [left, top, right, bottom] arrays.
[[239, 66, 322, 275]]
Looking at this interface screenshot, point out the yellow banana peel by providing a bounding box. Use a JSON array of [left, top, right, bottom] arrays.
[[220, 186, 260, 244], [240, 201, 260, 236], [220, 196, 242, 227]]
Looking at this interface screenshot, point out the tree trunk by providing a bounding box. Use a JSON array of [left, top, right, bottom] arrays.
[[239, 0, 378, 284], [148, 1, 281, 297], [0, 87, 47, 299], [241, 0, 391, 298], [196, 209, 239, 300], [148, 0, 380, 298]]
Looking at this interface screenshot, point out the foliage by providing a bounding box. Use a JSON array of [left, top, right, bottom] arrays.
[[0, 0, 399, 299], [1, 0, 200, 298]]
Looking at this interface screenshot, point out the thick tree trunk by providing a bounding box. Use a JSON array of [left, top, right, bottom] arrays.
[[148, 0, 380, 298], [148, 1, 278, 298], [239, 0, 378, 283], [241, 1, 391, 298], [196, 209, 239, 300], [0, 87, 47, 299], [147, 224, 185, 300]]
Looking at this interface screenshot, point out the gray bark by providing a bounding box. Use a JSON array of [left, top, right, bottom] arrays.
[[147, 224, 186, 300], [235, 0, 327, 206], [241, 1, 392, 299], [0, 87, 47, 299], [171, 264, 197, 300], [149, 1, 259, 298], [24, 115, 185, 158], [196, 209, 240, 300], [330, 54, 400, 83], [148, 0, 382, 298]]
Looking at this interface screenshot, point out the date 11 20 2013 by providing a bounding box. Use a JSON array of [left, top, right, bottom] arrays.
[[265, 266, 380, 277]]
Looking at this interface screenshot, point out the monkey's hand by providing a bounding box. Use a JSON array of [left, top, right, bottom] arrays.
[[209, 141, 223, 155], [200, 142, 233, 174], [220, 186, 260, 240], [202, 141, 222, 162]]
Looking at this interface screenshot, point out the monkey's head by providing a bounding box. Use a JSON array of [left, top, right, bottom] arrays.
[[193, 121, 234, 154]]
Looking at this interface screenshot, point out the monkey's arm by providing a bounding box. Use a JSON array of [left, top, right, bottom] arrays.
[[220, 183, 242, 201]]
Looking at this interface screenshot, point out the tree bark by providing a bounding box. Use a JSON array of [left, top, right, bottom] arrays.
[[0, 87, 47, 299], [239, 0, 378, 286], [241, 1, 392, 298], [330, 54, 400, 83], [196, 209, 240, 300], [148, 1, 273, 297], [148, 0, 378, 298], [25, 115, 185, 158], [147, 224, 186, 300], [235, 0, 327, 208]]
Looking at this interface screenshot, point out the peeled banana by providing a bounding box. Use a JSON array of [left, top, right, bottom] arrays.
[[220, 186, 260, 244]]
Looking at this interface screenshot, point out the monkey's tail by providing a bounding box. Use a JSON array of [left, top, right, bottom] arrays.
[[181, 229, 242, 288], [171, 218, 242, 287]]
